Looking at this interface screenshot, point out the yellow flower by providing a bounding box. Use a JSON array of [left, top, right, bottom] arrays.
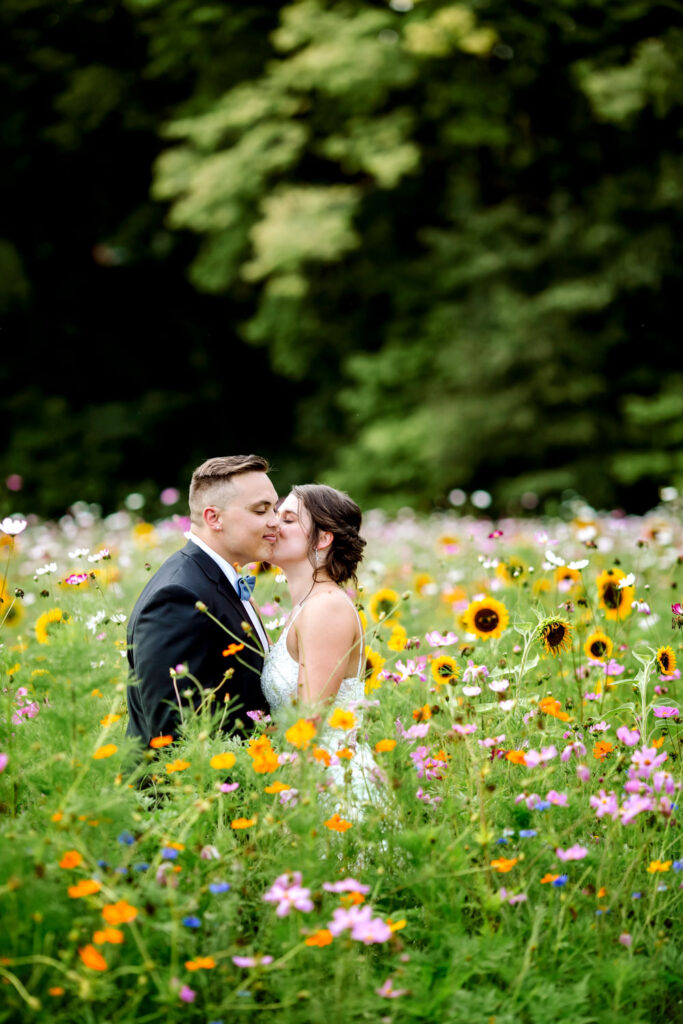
[[210, 752, 236, 770], [132, 522, 157, 547], [285, 718, 317, 749], [165, 758, 190, 773], [656, 646, 677, 676], [264, 780, 290, 793], [495, 558, 526, 584], [93, 744, 118, 760], [462, 597, 509, 640], [368, 588, 400, 623], [100, 714, 121, 727], [537, 618, 573, 657], [387, 624, 408, 651], [35, 607, 66, 644], [413, 572, 435, 595], [430, 655, 459, 685], [554, 566, 582, 590], [584, 631, 613, 662], [364, 646, 386, 693], [0, 588, 23, 629], [596, 568, 634, 621], [327, 708, 356, 730], [647, 859, 672, 874]]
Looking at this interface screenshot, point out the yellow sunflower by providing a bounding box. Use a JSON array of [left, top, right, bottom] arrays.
[[537, 617, 573, 657], [495, 558, 526, 584], [596, 568, 634, 621], [656, 646, 677, 676], [532, 578, 552, 597], [462, 597, 509, 641], [387, 624, 408, 652], [364, 647, 386, 693], [0, 589, 24, 629], [368, 588, 400, 624], [554, 566, 582, 590], [430, 655, 459, 685], [35, 607, 67, 644], [584, 631, 613, 662]]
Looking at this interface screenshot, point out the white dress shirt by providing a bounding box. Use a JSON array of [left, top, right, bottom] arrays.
[[186, 532, 269, 651]]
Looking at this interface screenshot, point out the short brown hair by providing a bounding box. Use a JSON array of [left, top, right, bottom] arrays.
[[189, 454, 270, 525], [291, 483, 366, 586]]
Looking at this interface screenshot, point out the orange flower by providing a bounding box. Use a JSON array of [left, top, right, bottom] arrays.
[[593, 740, 614, 761], [231, 816, 257, 829], [540, 873, 559, 884], [48, 987, 64, 996], [165, 758, 191, 773], [285, 719, 317, 749], [102, 900, 138, 925], [336, 747, 354, 759], [163, 841, 185, 851], [59, 850, 83, 869], [505, 750, 527, 765], [324, 813, 352, 833], [222, 643, 245, 656], [78, 944, 108, 971], [597, 887, 607, 898], [647, 860, 672, 874], [652, 736, 665, 749], [100, 713, 121, 727], [185, 956, 216, 970], [538, 696, 570, 722], [93, 744, 117, 760], [93, 927, 124, 945], [150, 734, 174, 748], [68, 879, 101, 898], [210, 752, 236, 770], [375, 739, 397, 753], [340, 891, 366, 907], [327, 708, 356, 730], [387, 918, 407, 932], [490, 857, 518, 873], [51, 811, 63, 822], [305, 928, 333, 947], [312, 746, 331, 766], [247, 734, 279, 772], [412, 704, 432, 722], [264, 780, 290, 793]]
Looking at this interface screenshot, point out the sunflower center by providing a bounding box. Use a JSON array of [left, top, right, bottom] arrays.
[[544, 624, 566, 648], [473, 608, 500, 633], [660, 652, 671, 672], [590, 640, 607, 658], [602, 582, 622, 610], [438, 663, 455, 678]]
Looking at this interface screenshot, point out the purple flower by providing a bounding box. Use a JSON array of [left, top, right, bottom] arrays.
[[263, 871, 313, 917], [653, 706, 679, 719], [616, 726, 640, 746], [209, 882, 231, 894], [220, 782, 239, 793], [117, 830, 135, 845], [546, 790, 568, 806], [556, 844, 588, 861], [182, 916, 201, 928], [179, 985, 195, 1003], [519, 829, 537, 838], [161, 847, 178, 860], [619, 933, 632, 947], [0, 753, 8, 773], [576, 764, 591, 782], [631, 746, 668, 779], [376, 977, 409, 998], [232, 955, 273, 968]]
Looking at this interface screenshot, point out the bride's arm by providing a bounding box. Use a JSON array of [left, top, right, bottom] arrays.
[[292, 593, 360, 705]]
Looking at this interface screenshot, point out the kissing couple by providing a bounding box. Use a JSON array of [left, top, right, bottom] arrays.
[[126, 454, 383, 813]]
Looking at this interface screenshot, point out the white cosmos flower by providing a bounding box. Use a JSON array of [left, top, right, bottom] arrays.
[[1, 517, 27, 536], [618, 573, 636, 588], [499, 699, 516, 712], [545, 549, 565, 567], [68, 548, 90, 558], [489, 678, 510, 692], [35, 562, 57, 576], [568, 559, 589, 570], [462, 685, 482, 696]]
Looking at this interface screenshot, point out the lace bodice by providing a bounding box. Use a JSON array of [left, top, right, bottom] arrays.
[[260, 598, 385, 819]]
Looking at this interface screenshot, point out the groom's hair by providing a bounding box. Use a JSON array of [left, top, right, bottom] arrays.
[[189, 454, 270, 524]]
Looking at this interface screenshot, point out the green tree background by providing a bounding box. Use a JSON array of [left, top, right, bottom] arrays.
[[2, 0, 682, 517]]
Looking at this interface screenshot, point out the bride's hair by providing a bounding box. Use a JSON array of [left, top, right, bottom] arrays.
[[291, 484, 366, 587]]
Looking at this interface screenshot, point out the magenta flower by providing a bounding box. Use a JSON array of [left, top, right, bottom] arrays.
[[451, 723, 477, 735], [561, 740, 586, 762], [263, 871, 313, 917], [322, 878, 371, 894], [671, 603, 683, 616], [576, 764, 591, 782], [619, 932, 633, 947], [376, 977, 409, 998], [616, 726, 640, 746], [556, 844, 588, 861], [0, 753, 8, 773], [620, 794, 654, 825], [546, 790, 568, 806], [652, 706, 679, 719], [179, 985, 195, 1003], [631, 746, 668, 779], [65, 573, 89, 585], [232, 954, 273, 968], [220, 781, 239, 793]]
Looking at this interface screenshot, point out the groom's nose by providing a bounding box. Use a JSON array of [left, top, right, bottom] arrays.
[[266, 507, 279, 530]]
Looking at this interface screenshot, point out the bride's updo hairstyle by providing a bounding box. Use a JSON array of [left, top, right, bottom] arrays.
[[291, 484, 366, 587]]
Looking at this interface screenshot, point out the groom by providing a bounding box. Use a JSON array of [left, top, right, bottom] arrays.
[[126, 454, 279, 751]]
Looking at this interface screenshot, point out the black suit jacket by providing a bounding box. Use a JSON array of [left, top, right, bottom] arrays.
[[126, 541, 268, 749]]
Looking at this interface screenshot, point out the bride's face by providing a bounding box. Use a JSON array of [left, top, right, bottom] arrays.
[[272, 493, 313, 566]]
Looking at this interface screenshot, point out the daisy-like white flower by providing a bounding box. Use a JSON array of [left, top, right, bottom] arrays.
[[0, 517, 27, 536], [68, 548, 90, 558], [35, 562, 57, 576], [489, 678, 509, 692]]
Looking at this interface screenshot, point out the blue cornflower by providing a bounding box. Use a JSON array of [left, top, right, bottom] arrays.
[[672, 860, 683, 871], [134, 862, 149, 871], [657, 884, 668, 892], [161, 847, 178, 860], [115, 866, 128, 875], [632, 892, 642, 899], [182, 916, 201, 928], [534, 800, 551, 811], [97, 859, 109, 868], [209, 882, 231, 894], [519, 829, 537, 838], [552, 875, 568, 888], [496, 837, 509, 845], [117, 830, 135, 845]]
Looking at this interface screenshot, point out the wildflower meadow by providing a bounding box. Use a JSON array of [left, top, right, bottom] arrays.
[[1, 498, 682, 1023]]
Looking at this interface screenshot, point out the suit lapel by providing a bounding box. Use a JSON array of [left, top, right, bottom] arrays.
[[181, 542, 265, 654]]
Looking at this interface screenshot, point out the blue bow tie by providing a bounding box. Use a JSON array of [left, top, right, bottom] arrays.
[[236, 574, 256, 601]]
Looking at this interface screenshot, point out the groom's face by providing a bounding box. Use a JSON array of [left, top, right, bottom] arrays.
[[213, 471, 279, 566]]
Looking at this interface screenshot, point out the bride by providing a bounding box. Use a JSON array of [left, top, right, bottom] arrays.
[[261, 484, 386, 819]]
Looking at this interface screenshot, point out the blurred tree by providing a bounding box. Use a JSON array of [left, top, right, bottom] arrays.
[[150, 0, 683, 513]]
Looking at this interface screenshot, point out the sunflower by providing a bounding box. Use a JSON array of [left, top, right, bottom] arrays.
[[462, 597, 509, 641], [596, 568, 634, 621], [413, 572, 436, 596], [495, 558, 526, 584], [584, 630, 613, 662], [538, 617, 573, 657], [0, 588, 24, 628], [368, 588, 400, 624], [554, 566, 581, 590], [364, 647, 386, 693], [35, 607, 66, 644], [532, 578, 552, 597], [430, 655, 460, 685], [656, 646, 677, 676]]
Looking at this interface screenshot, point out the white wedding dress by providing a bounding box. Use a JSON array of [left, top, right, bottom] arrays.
[[261, 598, 386, 821]]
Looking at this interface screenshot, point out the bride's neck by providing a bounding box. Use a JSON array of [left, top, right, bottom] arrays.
[[284, 562, 334, 607]]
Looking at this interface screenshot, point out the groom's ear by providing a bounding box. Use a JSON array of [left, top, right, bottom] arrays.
[[317, 531, 333, 552], [203, 506, 222, 531]]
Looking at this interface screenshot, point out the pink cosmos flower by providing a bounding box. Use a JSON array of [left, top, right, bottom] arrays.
[[619, 932, 632, 947], [463, 661, 489, 682], [652, 706, 679, 719], [376, 977, 409, 998], [451, 723, 477, 735], [263, 872, 313, 917], [616, 726, 640, 746], [556, 844, 588, 861], [425, 630, 458, 647], [232, 955, 273, 968], [576, 764, 591, 782], [327, 905, 392, 944], [200, 844, 220, 860], [179, 985, 195, 1003], [546, 790, 568, 806], [561, 740, 587, 762], [589, 790, 619, 820], [620, 794, 654, 825], [499, 888, 528, 905], [220, 781, 239, 793], [524, 745, 557, 767], [395, 717, 431, 740], [0, 753, 8, 772], [323, 878, 371, 894], [671, 603, 683, 616], [631, 746, 668, 779]]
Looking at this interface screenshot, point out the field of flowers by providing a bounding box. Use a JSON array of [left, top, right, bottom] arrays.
[[1, 497, 682, 1023]]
